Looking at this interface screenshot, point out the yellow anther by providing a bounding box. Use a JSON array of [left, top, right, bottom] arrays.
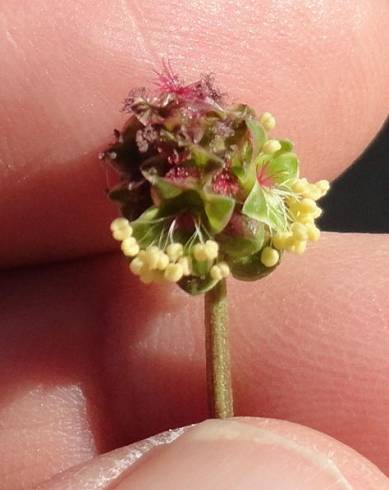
[[166, 243, 184, 262], [313, 207, 323, 219], [129, 256, 145, 276], [121, 236, 136, 247], [121, 242, 140, 257], [292, 179, 308, 194], [156, 252, 170, 271], [296, 212, 315, 224], [151, 271, 167, 284], [218, 262, 231, 278], [178, 256, 192, 276], [164, 263, 184, 282], [210, 265, 223, 281], [260, 247, 280, 267], [284, 235, 297, 251], [204, 240, 219, 260], [291, 222, 308, 241], [144, 246, 160, 270], [262, 139, 282, 154], [272, 232, 291, 250], [193, 243, 209, 262], [286, 197, 300, 214], [110, 217, 131, 233], [316, 180, 330, 194], [293, 240, 307, 255], [305, 223, 321, 241], [137, 250, 147, 260], [299, 198, 317, 214], [259, 112, 276, 131], [112, 227, 133, 241], [139, 270, 155, 284], [303, 184, 322, 201], [121, 237, 137, 254]]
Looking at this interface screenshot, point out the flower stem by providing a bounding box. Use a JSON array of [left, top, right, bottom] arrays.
[[204, 279, 234, 418]]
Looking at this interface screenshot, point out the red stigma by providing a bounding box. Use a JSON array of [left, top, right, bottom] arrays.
[[154, 60, 196, 99], [165, 165, 199, 181], [154, 60, 221, 102], [212, 169, 239, 197], [257, 161, 274, 188]]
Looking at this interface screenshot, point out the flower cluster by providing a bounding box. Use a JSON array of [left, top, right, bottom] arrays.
[[102, 63, 329, 294]]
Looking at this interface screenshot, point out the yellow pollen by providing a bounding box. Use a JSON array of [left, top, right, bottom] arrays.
[[178, 256, 192, 276], [210, 265, 223, 281], [110, 217, 131, 233], [316, 180, 330, 194], [164, 263, 184, 282], [296, 212, 314, 224], [291, 222, 308, 241], [139, 270, 155, 284], [204, 240, 219, 260], [260, 247, 280, 267], [299, 198, 317, 214], [156, 252, 170, 271], [193, 243, 209, 262], [130, 257, 145, 276], [263, 139, 281, 154], [112, 228, 133, 241], [272, 232, 292, 250], [305, 223, 321, 241], [144, 246, 160, 270], [166, 243, 184, 262], [293, 240, 307, 255], [260, 112, 276, 131], [218, 262, 231, 278]]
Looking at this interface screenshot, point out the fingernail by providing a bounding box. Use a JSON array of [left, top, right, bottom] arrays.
[[115, 418, 376, 490], [37, 427, 188, 489]]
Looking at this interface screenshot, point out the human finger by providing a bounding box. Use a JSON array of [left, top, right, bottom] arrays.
[[1, 0, 388, 267], [0, 233, 388, 488], [39, 419, 389, 490]]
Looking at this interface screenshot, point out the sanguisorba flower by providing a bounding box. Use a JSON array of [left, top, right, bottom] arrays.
[[101, 62, 330, 295]]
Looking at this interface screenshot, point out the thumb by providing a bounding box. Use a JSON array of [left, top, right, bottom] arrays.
[[39, 418, 388, 490]]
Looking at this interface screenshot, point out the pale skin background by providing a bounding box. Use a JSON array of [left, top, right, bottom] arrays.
[[1, 0, 389, 488]]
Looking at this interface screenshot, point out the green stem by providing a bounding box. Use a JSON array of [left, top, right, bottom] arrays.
[[204, 279, 234, 418]]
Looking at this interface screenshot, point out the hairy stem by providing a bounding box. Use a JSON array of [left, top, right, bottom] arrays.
[[204, 279, 234, 418]]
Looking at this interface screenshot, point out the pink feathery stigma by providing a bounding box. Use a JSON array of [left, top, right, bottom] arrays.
[[154, 60, 219, 101], [165, 165, 199, 181], [154, 59, 195, 98], [257, 161, 274, 188], [212, 169, 239, 197]]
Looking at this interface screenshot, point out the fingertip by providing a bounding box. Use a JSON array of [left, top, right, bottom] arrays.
[[40, 418, 389, 489]]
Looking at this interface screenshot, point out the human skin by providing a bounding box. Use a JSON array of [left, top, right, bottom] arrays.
[[0, 0, 389, 488]]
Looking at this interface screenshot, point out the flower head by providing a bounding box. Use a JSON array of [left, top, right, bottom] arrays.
[[102, 65, 329, 295]]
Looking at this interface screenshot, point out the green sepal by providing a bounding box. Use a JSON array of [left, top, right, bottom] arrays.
[[229, 251, 281, 281], [161, 190, 203, 215], [191, 257, 211, 277], [130, 206, 164, 248], [177, 275, 218, 296], [191, 144, 224, 168], [275, 139, 294, 153], [153, 178, 183, 199], [242, 181, 286, 231], [202, 192, 235, 233], [245, 117, 266, 159]]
